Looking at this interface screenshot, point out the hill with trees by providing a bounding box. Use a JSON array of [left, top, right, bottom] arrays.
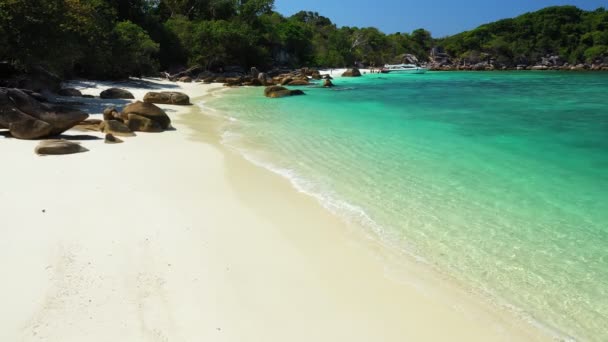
[[0, 1, 606, 80]]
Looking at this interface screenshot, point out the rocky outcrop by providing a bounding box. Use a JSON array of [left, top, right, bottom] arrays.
[[100, 120, 135, 137], [323, 79, 334, 87], [126, 113, 163, 133], [122, 101, 171, 130], [342, 68, 361, 77], [100, 88, 134, 99], [58, 88, 83, 97], [143, 92, 190, 105], [0, 88, 88, 139], [264, 86, 305, 98], [178, 76, 192, 83], [35, 139, 88, 155]]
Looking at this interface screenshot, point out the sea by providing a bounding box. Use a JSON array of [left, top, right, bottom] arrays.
[[205, 71, 608, 341]]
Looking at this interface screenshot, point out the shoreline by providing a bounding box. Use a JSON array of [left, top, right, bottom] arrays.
[[1, 78, 553, 341], [185, 83, 559, 340]]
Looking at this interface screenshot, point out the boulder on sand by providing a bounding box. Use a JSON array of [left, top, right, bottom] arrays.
[[122, 101, 171, 129], [0, 87, 88, 139], [35, 139, 88, 155], [126, 113, 164, 133], [100, 88, 134, 99], [342, 68, 362, 77], [9, 117, 53, 140], [143, 91, 190, 105], [57, 88, 83, 97]]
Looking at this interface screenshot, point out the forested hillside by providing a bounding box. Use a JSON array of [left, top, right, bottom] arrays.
[[439, 6, 608, 66], [0, 1, 606, 79]]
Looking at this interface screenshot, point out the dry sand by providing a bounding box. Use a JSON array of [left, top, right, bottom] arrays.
[[0, 79, 551, 341]]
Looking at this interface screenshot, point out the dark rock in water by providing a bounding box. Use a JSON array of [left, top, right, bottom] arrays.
[[104, 133, 123, 144], [288, 79, 310, 86], [100, 120, 135, 137], [323, 74, 333, 80], [342, 68, 361, 77], [143, 91, 190, 105], [323, 79, 334, 88], [9, 117, 53, 139], [178, 76, 192, 83], [264, 86, 305, 98], [82, 95, 95, 99], [126, 113, 164, 133], [0, 87, 88, 139], [122, 101, 171, 129], [58, 88, 83, 97], [35, 139, 88, 155], [100, 88, 134, 99]]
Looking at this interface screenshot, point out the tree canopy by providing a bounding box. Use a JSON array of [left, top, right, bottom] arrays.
[[0, 2, 606, 79]]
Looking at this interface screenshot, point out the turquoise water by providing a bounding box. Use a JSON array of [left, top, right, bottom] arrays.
[[206, 72, 608, 341]]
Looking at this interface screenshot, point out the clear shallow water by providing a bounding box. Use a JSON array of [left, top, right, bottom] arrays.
[[207, 72, 608, 341]]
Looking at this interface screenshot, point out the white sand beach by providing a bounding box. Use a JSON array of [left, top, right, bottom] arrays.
[[0, 79, 550, 341]]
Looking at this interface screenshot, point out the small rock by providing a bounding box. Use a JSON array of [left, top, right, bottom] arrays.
[[35, 139, 88, 155], [104, 133, 123, 144]]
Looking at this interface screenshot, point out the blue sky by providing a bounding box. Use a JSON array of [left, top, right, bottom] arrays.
[[274, 0, 606, 37]]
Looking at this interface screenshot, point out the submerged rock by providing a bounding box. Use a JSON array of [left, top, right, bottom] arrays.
[[264, 86, 305, 98]]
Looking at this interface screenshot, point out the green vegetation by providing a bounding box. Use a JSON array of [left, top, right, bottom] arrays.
[[0, 2, 606, 79], [440, 6, 608, 65]]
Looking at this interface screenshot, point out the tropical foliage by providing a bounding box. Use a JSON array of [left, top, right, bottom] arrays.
[[0, 2, 606, 78]]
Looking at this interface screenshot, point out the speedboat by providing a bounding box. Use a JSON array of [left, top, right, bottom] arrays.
[[381, 64, 427, 74]]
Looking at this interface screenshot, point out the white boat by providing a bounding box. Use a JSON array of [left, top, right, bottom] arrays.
[[381, 64, 428, 74]]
